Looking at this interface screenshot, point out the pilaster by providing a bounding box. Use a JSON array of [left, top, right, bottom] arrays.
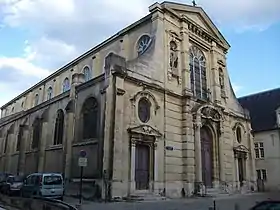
[[194, 114, 202, 183], [37, 121, 48, 172], [219, 122, 225, 182], [180, 21, 192, 96], [210, 41, 221, 103]]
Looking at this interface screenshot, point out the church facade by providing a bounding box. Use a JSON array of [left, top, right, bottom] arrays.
[[0, 2, 256, 198]]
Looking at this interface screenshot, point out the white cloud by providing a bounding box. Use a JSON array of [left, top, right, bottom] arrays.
[[0, 0, 279, 107]]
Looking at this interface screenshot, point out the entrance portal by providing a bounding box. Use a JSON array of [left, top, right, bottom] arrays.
[[200, 126, 213, 187], [135, 144, 150, 190]]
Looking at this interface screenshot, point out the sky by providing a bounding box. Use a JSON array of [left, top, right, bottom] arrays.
[[0, 0, 280, 108]]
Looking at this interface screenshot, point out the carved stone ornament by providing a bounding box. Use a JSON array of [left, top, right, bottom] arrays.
[[219, 69, 225, 90], [201, 107, 220, 121], [127, 124, 162, 137]]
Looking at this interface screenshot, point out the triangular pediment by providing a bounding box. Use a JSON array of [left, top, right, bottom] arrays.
[[233, 145, 249, 153], [160, 2, 230, 49], [127, 125, 162, 137]]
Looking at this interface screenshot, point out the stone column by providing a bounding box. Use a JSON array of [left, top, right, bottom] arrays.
[[180, 21, 192, 95], [219, 122, 225, 182], [18, 128, 27, 175], [194, 114, 202, 184], [210, 41, 221, 103], [64, 111, 75, 180], [234, 154, 240, 190], [154, 144, 158, 183], [38, 121, 48, 172], [130, 141, 136, 192]]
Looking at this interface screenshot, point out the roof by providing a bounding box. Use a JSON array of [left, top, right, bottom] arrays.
[[160, 1, 230, 49], [238, 88, 280, 132]]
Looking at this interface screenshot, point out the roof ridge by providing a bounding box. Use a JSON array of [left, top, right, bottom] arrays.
[[238, 87, 280, 99]]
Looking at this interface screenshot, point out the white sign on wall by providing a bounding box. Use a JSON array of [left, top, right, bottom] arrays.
[[78, 157, 88, 167]]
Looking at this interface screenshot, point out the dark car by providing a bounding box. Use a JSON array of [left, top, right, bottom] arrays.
[[250, 200, 280, 210], [1, 175, 24, 195], [0, 173, 12, 192]]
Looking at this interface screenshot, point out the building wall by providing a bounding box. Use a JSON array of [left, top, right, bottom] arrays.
[[0, 2, 256, 199], [254, 130, 280, 191]]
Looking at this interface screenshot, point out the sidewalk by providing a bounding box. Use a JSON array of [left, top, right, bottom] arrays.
[[64, 192, 272, 210]]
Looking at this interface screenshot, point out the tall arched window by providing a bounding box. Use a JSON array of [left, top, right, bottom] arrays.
[[34, 94, 39, 106], [47, 87, 53, 100], [62, 78, 70, 92], [53, 110, 64, 145], [32, 117, 41, 149], [236, 126, 242, 143], [83, 66, 92, 82], [81, 97, 98, 140], [189, 46, 207, 99]]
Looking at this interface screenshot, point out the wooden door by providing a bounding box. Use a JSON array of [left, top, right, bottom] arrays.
[[238, 158, 244, 185], [201, 126, 213, 187], [135, 144, 150, 190]]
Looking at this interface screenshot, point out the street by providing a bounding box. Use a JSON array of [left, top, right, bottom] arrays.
[[65, 192, 280, 210]]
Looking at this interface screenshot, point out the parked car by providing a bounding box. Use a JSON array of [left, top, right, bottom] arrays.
[[250, 200, 280, 209], [0, 173, 12, 192], [21, 173, 64, 200], [1, 175, 24, 195]]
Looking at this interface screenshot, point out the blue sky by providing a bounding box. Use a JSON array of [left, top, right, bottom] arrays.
[[0, 0, 280, 107]]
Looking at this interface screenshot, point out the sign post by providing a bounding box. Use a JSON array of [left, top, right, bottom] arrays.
[[78, 150, 87, 204]]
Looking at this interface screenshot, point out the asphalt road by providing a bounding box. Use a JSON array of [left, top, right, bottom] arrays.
[[65, 192, 280, 210]]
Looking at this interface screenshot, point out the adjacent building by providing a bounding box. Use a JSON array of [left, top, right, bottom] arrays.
[[239, 88, 280, 191], [0, 1, 256, 198]]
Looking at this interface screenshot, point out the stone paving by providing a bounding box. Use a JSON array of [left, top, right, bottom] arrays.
[[64, 192, 280, 210]]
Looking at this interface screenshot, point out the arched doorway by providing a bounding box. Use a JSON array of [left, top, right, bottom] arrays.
[[200, 126, 213, 187]]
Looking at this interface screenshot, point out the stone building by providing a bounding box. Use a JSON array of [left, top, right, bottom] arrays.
[[0, 2, 256, 198], [239, 88, 280, 191]]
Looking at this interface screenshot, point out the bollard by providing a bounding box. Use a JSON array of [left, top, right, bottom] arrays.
[[234, 203, 240, 210]]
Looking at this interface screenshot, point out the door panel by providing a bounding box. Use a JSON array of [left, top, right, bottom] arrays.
[[201, 127, 213, 187], [135, 144, 150, 190]]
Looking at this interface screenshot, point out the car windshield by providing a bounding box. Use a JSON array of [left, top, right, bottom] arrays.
[[8, 176, 23, 183], [43, 175, 62, 185]]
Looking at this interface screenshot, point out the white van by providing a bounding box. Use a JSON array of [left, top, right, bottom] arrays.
[[21, 173, 64, 200]]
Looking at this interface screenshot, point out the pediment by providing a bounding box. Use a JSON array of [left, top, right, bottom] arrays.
[[127, 125, 162, 137], [233, 145, 249, 153], [161, 2, 230, 49]]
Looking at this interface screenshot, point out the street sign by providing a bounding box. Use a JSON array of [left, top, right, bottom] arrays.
[[78, 157, 88, 167], [79, 150, 87, 158]]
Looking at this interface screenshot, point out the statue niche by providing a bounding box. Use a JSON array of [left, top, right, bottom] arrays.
[[168, 41, 179, 81]]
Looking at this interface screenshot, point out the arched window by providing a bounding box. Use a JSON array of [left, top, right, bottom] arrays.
[[53, 110, 64, 145], [62, 78, 70, 92], [138, 98, 151, 123], [47, 87, 53, 100], [189, 46, 207, 99], [236, 127, 242, 143], [34, 94, 39, 106], [16, 126, 23, 151], [81, 97, 98, 140], [32, 117, 41, 149], [11, 107, 14, 113], [83, 66, 92, 82]]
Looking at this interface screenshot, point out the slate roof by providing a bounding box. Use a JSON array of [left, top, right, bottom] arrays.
[[238, 88, 280, 132]]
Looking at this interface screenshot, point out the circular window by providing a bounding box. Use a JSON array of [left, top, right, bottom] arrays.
[[236, 127, 242, 143], [138, 98, 151, 123], [137, 35, 152, 55]]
